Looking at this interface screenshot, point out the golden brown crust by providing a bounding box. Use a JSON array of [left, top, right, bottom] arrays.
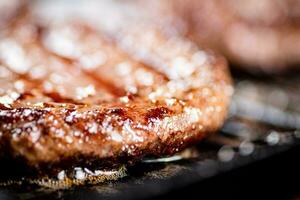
[[0, 4, 232, 169]]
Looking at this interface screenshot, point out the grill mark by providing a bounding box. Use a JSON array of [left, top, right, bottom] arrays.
[[0, 66, 46, 100], [43, 24, 169, 97], [1, 21, 168, 106], [0, 63, 102, 105], [136, 62, 170, 82], [0, 65, 76, 104], [101, 26, 173, 81], [103, 33, 171, 83], [49, 50, 126, 97], [83, 71, 126, 97], [17, 91, 34, 100], [47, 53, 125, 98], [49, 52, 127, 97], [145, 107, 173, 123], [71, 31, 164, 96], [90, 25, 170, 87], [43, 92, 79, 104], [102, 33, 170, 82], [36, 24, 169, 100], [35, 26, 126, 98], [0, 104, 10, 110]]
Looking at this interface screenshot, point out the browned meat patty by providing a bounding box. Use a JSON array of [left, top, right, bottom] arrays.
[[0, 4, 232, 171], [173, 0, 300, 73]]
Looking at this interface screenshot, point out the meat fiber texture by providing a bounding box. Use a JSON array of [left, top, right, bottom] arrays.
[[0, 1, 233, 171]]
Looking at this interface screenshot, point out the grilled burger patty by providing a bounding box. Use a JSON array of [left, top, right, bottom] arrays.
[[0, 2, 232, 171], [173, 0, 300, 73]]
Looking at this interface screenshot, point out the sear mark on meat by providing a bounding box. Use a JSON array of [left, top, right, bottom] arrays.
[[0, 1, 233, 176]]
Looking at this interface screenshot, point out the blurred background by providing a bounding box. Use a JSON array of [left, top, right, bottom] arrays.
[[0, 0, 300, 199]]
